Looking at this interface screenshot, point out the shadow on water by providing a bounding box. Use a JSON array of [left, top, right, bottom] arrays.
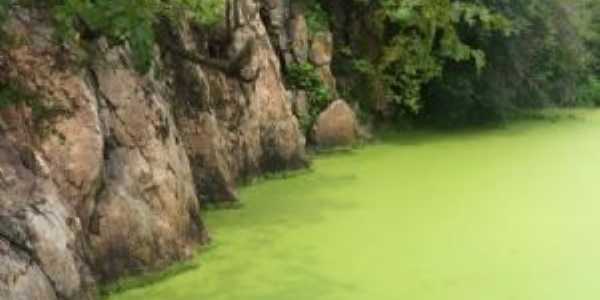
[[375, 109, 592, 148], [100, 260, 201, 296], [206, 171, 362, 231]]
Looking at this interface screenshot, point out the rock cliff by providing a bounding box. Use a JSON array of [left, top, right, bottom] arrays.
[[0, 0, 365, 298], [0, 1, 311, 299]]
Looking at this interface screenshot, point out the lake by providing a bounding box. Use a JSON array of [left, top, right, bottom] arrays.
[[107, 109, 600, 300]]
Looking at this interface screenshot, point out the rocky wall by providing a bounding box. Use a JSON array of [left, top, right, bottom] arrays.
[[0, 1, 307, 298]]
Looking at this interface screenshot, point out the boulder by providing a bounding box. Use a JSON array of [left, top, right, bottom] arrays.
[[312, 99, 360, 147]]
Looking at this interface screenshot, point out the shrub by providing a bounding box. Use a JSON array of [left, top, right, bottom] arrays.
[[576, 77, 600, 107], [329, 0, 512, 123], [0, 1, 225, 73], [285, 63, 332, 131], [0, 80, 69, 135], [302, 0, 329, 34]]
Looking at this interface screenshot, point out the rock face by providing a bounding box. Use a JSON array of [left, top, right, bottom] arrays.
[[309, 32, 337, 98], [1, 9, 206, 299], [88, 45, 207, 280], [262, 1, 339, 117], [312, 99, 360, 148], [291, 91, 310, 122], [0, 139, 96, 300], [162, 0, 308, 204], [309, 32, 334, 66], [0, 239, 59, 300], [0, 0, 307, 298], [289, 12, 310, 64]]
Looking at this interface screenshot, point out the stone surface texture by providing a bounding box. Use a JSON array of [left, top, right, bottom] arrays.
[[0, 1, 308, 299]]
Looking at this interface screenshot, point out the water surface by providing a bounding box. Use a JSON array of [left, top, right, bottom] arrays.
[[108, 110, 600, 300]]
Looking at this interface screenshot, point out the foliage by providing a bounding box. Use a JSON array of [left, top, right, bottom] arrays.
[[0, 0, 12, 42], [0, 81, 68, 133], [53, 0, 154, 72], [327, 0, 600, 126], [0, 6, 7, 42], [0, 0, 8, 23], [1, 0, 224, 73], [580, 0, 600, 76], [183, 0, 225, 25], [420, 59, 516, 127], [3, 0, 600, 129], [0, 82, 30, 110], [346, 0, 511, 115], [300, 0, 330, 34], [576, 77, 600, 107], [418, 0, 595, 126], [286, 63, 332, 131], [54, 0, 224, 72]]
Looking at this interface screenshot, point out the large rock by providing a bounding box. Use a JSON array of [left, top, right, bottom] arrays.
[[312, 99, 360, 147]]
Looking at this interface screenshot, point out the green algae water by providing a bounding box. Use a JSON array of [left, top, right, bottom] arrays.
[[107, 110, 600, 300]]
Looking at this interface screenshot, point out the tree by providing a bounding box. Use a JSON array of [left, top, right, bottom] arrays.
[[331, 0, 510, 119], [420, 0, 593, 126]]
